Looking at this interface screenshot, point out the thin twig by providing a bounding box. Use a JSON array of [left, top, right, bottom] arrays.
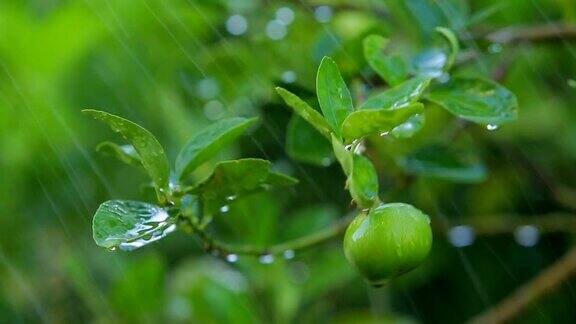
[[468, 245, 576, 324]]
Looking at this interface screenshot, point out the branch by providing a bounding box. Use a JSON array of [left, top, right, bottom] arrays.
[[468, 245, 576, 324]]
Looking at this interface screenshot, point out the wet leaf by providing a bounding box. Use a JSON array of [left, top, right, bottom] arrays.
[[397, 144, 487, 183], [83, 109, 170, 201], [187, 159, 298, 201], [411, 48, 448, 78], [435, 27, 459, 70], [92, 200, 176, 251], [286, 115, 334, 167], [426, 77, 518, 126], [390, 114, 425, 138], [316, 56, 353, 139], [96, 141, 141, 166], [361, 76, 431, 110], [342, 103, 424, 142], [176, 117, 258, 180], [349, 154, 379, 208], [275, 87, 332, 138], [363, 34, 409, 86], [331, 134, 353, 176]]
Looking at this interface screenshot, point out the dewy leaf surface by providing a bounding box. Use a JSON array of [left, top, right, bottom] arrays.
[[316, 57, 353, 139]]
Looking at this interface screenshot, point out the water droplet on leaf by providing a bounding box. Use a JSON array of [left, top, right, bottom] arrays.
[[486, 124, 498, 131]]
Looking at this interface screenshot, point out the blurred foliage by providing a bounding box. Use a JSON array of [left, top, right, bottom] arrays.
[[1, 0, 576, 323]]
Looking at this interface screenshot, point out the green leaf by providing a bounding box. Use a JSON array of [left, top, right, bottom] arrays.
[[83, 109, 170, 201], [275, 87, 332, 139], [175, 117, 258, 180], [316, 56, 354, 139], [349, 154, 379, 208], [286, 115, 334, 167], [331, 134, 353, 176], [187, 159, 298, 201], [390, 113, 425, 139], [342, 103, 424, 142], [92, 200, 176, 251], [435, 27, 459, 70], [426, 77, 518, 126], [397, 144, 487, 183], [96, 141, 142, 166], [363, 34, 409, 86], [361, 76, 432, 110]]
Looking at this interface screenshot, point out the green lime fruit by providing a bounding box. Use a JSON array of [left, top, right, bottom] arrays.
[[343, 202, 433, 286]]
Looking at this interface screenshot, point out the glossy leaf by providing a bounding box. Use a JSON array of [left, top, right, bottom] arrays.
[[435, 27, 459, 70], [342, 103, 424, 142], [175, 117, 258, 180], [331, 134, 353, 176], [426, 77, 518, 126], [187, 159, 298, 200], [361, 76, 432, 110], [397, 145, 487, 183], [286, 115, 334, 167], [92, 200, 176, 251], [316, 56, 354, 139], [275, 87, 332, 139], [363, 34, 409, 86], [96, 141, 141, 166], [390, 114, 425, 139], [83, 109, 170, 201], [349, 154, 379, 208]]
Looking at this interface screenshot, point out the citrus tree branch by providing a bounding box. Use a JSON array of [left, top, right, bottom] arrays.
[[468, 245, 576, 324]]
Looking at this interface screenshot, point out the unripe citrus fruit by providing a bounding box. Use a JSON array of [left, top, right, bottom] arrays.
[[343, 202, 433, 286]]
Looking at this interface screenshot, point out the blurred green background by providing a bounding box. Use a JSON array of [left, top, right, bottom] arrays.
[[2, 0, 576, 323]]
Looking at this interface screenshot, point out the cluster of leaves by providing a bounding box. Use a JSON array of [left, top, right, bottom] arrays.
[[84, 110, 298, 251]]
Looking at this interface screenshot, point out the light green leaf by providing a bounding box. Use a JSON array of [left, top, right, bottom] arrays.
[[361, 76, 432, 110], [349, 154, 379, 208], [331, 134, 353, 176], [316, 56, 354, 139], [92, 200, 176, 251], [83, 109, 170, 201], [96, 141, 141, 166], [176, 117, 258, 180], [435, 27, 459, 70], [426, 77, 518, 126], [286, 115, 334, 167], [342, 103, 424, 142], [187, 159, 298, 201], [275, 87, 332, 139], [363, 34, 409, 86], [390, 114, 425, 139], [397, 144, 487, 183]]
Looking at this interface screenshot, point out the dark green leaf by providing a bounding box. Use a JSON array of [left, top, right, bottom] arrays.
[[92, 200, 176, 251], [286, 115, 334, 167], [349, 154, 379, 208], [83, 109, 170, 201], [426, 77, 518, 126], [342, 103, 424, 142], [275, 87, 332, 138], [397, 144, 487, 183], [187, 159, 298, 200], [361, 76, 431, 110], [175, 117, 258, 180], [363, 34, 409, 86], [331, 134, 353, 176], [316, 56, 354, 139], [96, 141, 141, 166]]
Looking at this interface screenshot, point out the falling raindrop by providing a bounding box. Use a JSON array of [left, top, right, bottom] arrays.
[[314, 6, 333, 23], [283, 249, 295, 260], [266, 20, 287, 40], [276, 7, 295, 25], [203, 100, 225, 120], [220, 205, 230, 213], [226, 14, 248, 36], [514, 225, 540, 247], [196, 77, 220, 100], [486, 124, 499, 131], [226, 254, 239, 263], [281, 70, 297, 83], [448, 225, 476, 247], [259, 254, 275, 264]]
